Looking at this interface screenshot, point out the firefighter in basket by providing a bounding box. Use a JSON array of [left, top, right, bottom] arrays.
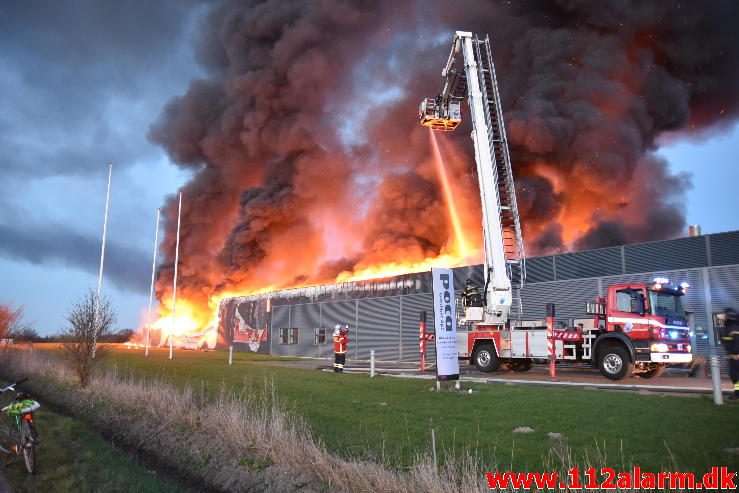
[[461, 279, 483, 308], [333, 324, 350, 373]]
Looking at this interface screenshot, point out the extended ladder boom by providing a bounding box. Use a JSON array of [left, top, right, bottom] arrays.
[[420, 31, 525, 325]]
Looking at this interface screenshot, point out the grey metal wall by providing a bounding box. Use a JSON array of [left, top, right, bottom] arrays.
[[226, 231, 739, 368], [269, 294, 436, 362], [400, 293, 434, 362], [519, 278, 600, 321], [524, 231, 739, 281]]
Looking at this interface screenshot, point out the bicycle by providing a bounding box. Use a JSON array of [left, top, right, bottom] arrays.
[[0, 378, 39, 474]]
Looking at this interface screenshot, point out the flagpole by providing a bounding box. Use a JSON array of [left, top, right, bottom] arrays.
[[170, 192, 182, 360], [145, 208, 160, 357], [93, 162, 112, 358]]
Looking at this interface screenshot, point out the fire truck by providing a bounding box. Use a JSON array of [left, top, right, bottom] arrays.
[[420, 32, 693, 380]]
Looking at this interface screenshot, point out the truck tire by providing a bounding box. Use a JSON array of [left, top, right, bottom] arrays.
[[597, 345, 633, 380], [472, 344, 500, 373], [639, 365, 666, 379]]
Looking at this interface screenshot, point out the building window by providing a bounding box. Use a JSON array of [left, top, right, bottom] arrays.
[[314, 327, 327, 345], [279, 328, 299, 345]]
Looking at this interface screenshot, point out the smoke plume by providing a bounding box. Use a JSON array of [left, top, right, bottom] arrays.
[[150, 0, 739, 321]]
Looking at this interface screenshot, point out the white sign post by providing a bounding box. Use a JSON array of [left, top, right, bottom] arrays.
[[431, 268, 459, 382]]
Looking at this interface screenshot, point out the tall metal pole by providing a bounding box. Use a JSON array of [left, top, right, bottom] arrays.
[[170, 193, 182, 360], [93, 163, 112, 358], [546, 303, 556, 380], [145, 208, 160, 357], [702, 268, 724, 405]]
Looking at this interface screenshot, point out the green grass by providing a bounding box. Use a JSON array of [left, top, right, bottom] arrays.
[[97, 348, 738, 473], [1, 406, 182, 493]]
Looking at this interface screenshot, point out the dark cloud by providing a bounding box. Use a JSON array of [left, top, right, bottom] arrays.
[[0, 0, 206, 179], [0, 223, 149, 293], [0, 1, 209, 295]]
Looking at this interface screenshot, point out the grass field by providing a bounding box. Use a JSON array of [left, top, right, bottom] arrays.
[[1, 405, 182, 493], [95, 347, 739, 475]]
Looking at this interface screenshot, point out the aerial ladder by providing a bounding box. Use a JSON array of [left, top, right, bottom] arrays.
[[419, 33, 693, 380], [420, 31, 525, 325]]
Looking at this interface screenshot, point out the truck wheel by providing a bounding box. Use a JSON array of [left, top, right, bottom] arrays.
[[639, 366, 666, 379], [473, 345, 500, 373], [597, 345, 633, 380]]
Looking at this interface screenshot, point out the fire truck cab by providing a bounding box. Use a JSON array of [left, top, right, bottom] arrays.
[[591, 277, 693, 377]]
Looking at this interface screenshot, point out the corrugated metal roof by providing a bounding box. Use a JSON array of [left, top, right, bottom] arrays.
[[555, 247, 622, 280], [624, 236, 708, 274], [525, 256, 554, 283], [709, 231, 739, 266]]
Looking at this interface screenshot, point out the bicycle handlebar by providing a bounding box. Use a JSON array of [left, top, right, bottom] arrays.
[[0, 377, 28, 393]]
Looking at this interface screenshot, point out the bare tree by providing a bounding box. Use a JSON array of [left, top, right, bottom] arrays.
[[59, 290, 118, 386]]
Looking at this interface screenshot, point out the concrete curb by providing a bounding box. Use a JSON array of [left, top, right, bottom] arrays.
[[333, 368, 733, 395]]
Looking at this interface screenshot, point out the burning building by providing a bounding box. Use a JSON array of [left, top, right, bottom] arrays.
[[147, 1, 739, 344]]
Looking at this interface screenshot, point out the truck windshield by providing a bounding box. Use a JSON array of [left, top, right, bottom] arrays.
[[648, 291, 685, 318]]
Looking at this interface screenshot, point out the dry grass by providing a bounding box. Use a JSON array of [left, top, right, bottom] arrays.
[[1, 348, 702, 492], [0, 349, 496, 492]]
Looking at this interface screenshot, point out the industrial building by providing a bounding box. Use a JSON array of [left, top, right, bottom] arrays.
[[218, 230, 739, 369]]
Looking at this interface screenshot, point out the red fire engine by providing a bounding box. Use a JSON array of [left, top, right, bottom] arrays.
[[458, 277, 693, 380], [420, 32, 692, 380]]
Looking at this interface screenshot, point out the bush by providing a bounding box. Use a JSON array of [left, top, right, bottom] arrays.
[[0, 301, 25, 341], [58, 290, 117, 386]]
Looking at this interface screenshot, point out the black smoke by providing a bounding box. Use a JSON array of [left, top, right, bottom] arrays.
[[151, 0, 739, 310]]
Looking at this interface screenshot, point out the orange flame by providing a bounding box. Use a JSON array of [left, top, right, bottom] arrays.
[[147, 131, 484, 341]]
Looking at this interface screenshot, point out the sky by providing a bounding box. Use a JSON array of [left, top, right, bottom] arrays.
[[1, 1, 738, 335], [658, 123, 739, 235]]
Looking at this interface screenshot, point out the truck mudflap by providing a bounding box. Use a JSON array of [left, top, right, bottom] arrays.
[[650, 353, 692, 364]]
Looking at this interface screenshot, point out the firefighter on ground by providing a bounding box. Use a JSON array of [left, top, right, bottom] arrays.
[[720, 308, 739, 400], [333, 324, 349, 373], [461, 278, 483, 307]]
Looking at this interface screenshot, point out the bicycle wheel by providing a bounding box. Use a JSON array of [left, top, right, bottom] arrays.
[[20, 419, 36, 474]]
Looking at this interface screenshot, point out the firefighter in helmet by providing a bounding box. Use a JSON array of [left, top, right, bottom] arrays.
[[721, 308, 739, 400], [461, 278, 483, 308], [333, 324, 350, 373]]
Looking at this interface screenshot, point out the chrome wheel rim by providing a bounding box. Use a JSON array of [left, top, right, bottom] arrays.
[[604, 354, 623, 374], [477, 351, 491, 366]]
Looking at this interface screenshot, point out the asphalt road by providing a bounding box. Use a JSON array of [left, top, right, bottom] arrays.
[[305, 359, 733, 395]]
